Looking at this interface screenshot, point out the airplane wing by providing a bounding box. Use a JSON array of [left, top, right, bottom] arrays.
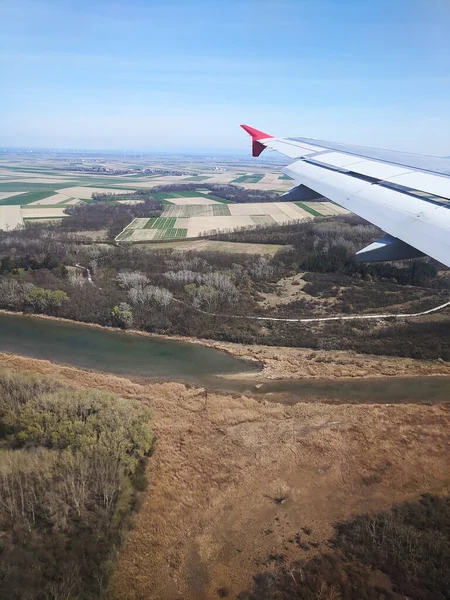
[[241, 124, 450, 268]]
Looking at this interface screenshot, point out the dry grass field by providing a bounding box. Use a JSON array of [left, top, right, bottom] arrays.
[[29, 192, 77, 205], [21, 207, 68, 219], [138, 239, 285, 255], [103, 382, 450, 600], [302, 200, 350, 216], [0, 206, 23, 229], [0, 352, 446, 600]]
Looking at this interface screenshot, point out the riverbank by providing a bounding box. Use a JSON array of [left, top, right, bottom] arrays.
[[1, 308, 450, 381], [0, 354, 448, 600]]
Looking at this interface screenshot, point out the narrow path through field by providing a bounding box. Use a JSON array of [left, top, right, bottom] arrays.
[[175, 297, 450, 323], [79, 260, 450, 324]]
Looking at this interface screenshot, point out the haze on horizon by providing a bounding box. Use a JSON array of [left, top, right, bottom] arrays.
[[1, 0, 449, 155]]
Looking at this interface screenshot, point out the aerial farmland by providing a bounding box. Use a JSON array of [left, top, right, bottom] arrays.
[[0, 151, 346, 237], [115, 191, 349, 242], [0, 151, 295, 231]]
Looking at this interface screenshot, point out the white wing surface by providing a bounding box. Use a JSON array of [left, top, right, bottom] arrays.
[[241, 125, 450, 267]]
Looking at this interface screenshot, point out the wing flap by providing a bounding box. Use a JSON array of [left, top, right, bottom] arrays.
[[285, 159, 450, 267], [387, 171, 450, 200], [313, 154, 412, 179]]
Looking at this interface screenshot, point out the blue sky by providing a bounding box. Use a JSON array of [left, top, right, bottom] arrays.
[[1, 0, 449, 153]]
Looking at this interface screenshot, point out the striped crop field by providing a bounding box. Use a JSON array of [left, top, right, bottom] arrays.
[[295, 202, 324, 217], [151, 228, 188, 240], [144, 217, 177, 229], [231, 174, 265, 184]]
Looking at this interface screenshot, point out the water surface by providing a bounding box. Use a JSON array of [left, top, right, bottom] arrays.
[[1, 313, 449, 404], [0, 313, 255, 381]]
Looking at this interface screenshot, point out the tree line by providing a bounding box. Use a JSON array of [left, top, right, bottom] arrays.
[[0, 369, 153, 599], [150, 182, 281, 203], [239, 494, 450, 600], [0, 213, 449, 359]]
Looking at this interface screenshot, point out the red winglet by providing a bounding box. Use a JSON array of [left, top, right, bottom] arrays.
[[240, 124, 273, 157]]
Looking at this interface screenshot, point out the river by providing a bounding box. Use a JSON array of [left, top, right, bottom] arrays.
[[0, 312, 256, 381], [1, 312, 449, 403]]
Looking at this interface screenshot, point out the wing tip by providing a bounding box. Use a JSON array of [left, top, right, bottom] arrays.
[[240, 124, 273, 157], [240, 124, 273, 141]]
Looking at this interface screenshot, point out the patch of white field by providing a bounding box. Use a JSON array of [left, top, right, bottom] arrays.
[[275, 202, 310, 219], [29, 193, 73, 205], [0, 191, 27, 201], [271, 213, 298, 225], [0, 206, 24, 230], [21, 207, 68, 219], [65, 198, 83, 205], [0, 179, 33, 183], [260, 173, 280, 184], [173, 217, 190, 229], [182, 215, 255, 237], [206, 172, 238, 183], [56, 187, 135, 199], [238, 180, 292, 191], [129, 176, 188, 188], [128, 218, 149, 229], [117, 199, 145, 205], [303, 201, 350, 216], [251, 215, 276, 225], [228, 202, 288, 216], [168, 196, 221, 205], [128, 229, 158, 241]]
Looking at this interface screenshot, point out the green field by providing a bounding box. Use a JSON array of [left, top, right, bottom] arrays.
[[144, 217, 177, 229], [161, 228, 187, 239], [0, 182, 71, 193], [0, 191, 59, 206], [151, 227, 188, 240], [0, 168, 66, 176], [150, 192, 182, 201], [231, 174, 265, 184], [279, 174, 293, 180], [295, 202, 324, 217], [183, 176, 211, 181]]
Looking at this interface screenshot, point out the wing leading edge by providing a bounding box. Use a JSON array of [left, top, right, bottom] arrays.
[[240, 124, 450, 268]]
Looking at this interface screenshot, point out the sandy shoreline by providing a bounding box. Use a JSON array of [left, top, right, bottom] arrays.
[[1, 307, 450, 381]]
